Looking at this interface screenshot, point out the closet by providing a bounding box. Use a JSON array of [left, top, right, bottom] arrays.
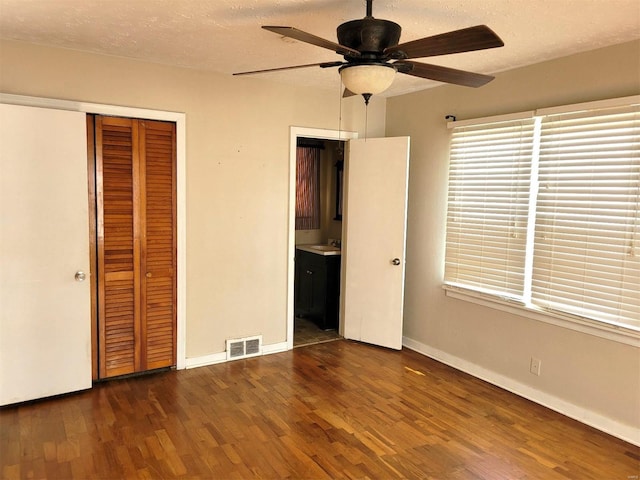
[[89, 115, 177, 379]]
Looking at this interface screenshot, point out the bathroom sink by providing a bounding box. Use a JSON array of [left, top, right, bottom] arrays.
[[297, 244, 341, 256], [310, 245, 338, 251]]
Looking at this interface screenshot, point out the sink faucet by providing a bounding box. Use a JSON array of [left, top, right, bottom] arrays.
[[330, 239, 341, 248]]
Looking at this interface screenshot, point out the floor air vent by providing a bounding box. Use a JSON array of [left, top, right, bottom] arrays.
[[226, 335, 262, 361]]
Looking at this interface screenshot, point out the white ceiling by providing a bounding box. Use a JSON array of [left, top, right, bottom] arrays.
[[1, 0, 638, 97]]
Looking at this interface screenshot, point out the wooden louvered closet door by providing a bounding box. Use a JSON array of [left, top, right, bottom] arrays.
[[94, 115, 176, 379]]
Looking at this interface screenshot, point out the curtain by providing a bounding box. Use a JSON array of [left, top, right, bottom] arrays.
[[296, 146, 321, 230]]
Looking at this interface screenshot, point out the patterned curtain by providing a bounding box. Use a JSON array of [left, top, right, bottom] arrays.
[[295, 146, 321, 230]]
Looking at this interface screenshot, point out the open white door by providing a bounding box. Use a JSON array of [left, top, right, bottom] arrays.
[[341, 136, 410, 350], [0, 103, 92, 405]]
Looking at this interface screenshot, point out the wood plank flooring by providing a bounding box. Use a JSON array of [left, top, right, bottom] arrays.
[[1, 340, 638, 479]]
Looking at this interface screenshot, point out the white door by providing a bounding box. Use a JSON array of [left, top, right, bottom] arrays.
[[341, 136, 410, 350], [0, 103, 92, 405]]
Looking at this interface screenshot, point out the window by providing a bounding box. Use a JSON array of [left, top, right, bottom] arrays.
[[445, 99, 639, 332], [295, 145, 321, 230], [446, 117, 535, 298]]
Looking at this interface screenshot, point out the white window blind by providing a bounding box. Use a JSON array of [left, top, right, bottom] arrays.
[[445, 118, 535, 298], [532, 106, 640, 327], [445, 100, 640, 330]]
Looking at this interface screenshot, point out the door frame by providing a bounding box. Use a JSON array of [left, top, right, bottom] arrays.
[[0, 93, 187, 370], [287, 126, 358, 350]]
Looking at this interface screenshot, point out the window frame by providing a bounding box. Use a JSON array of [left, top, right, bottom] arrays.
[[444, 95, 640, 347]]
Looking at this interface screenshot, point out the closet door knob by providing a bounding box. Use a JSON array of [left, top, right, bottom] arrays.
[[75, 271, 86, 282], [391, 258, 401, 266], [146, 272, 153, 278]]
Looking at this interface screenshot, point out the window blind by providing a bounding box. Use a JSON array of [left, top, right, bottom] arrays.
[[445, 100, 640, 331], [532, 105, 640, 327], [445, 118, 536, 298]]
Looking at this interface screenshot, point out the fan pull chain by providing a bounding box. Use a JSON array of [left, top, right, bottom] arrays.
[[338, 79, 343, 141], [364, 101, 368, 141]]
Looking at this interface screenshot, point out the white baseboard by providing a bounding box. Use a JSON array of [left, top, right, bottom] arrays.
[[402, 336, 640, 447], [185, 341, 289, 369], [262, 341, 288, 355], [185, 351, 227, 369]]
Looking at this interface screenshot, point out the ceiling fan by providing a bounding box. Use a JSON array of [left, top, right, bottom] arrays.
[[234, 0, 504, 103]]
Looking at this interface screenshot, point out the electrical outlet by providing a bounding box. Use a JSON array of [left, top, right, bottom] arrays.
[[530, 357, 542, 376]]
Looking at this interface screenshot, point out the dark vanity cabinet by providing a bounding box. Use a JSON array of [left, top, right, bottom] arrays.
[[294, 249, 341, 330]]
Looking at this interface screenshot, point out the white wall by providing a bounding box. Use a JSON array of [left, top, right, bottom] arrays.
[[387, 40, 640, 444], [0, 105, 92, 404], [0, 39, 386, 361]]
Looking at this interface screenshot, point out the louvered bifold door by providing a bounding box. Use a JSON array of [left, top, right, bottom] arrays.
[[95, 116, 176, 378], [139, 120, 177, 370], [96, 116, 140, 378]]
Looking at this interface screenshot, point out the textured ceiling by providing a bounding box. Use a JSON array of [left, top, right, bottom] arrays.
[[0, 0, 639, 97]]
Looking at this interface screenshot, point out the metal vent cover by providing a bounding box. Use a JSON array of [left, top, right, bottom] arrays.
[[245, 338, 261, 356], [226, 335, 262, 361], [229, 341, 245, 359]]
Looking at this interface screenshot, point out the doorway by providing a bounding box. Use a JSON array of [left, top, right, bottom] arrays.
[[288, 129, 411, 352], [293, 137, 343, 347], [287, 127, 358, 350], [88, 114, 178, 379]]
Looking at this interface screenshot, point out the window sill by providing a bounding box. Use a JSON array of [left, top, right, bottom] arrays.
[[443, 285, 640, 347]]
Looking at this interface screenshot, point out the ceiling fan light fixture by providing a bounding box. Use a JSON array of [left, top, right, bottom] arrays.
[[339, 63, 396, 95]]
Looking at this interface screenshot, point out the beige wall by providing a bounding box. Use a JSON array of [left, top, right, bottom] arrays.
[[0, 39, 385, 359], [386, 40, 640, 438], [2, 36, 638, 441]]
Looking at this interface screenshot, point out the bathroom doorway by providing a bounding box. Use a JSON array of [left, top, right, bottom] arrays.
[[287, 127, 358, 350], [293, 137, 344, 347]]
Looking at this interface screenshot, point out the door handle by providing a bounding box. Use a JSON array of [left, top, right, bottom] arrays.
[[391, 258, 401, 266], [75, 271, 86, 282]]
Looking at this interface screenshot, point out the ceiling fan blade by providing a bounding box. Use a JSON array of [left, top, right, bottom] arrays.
[[395, 60, 495, 88], [263, 26, 361, 57], [233, 61, 343, 76], [320, 61, 346, 69], [385, 25, 504, 59]]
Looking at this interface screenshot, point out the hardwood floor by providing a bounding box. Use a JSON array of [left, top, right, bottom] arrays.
[[1, 340, 638, 479]]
